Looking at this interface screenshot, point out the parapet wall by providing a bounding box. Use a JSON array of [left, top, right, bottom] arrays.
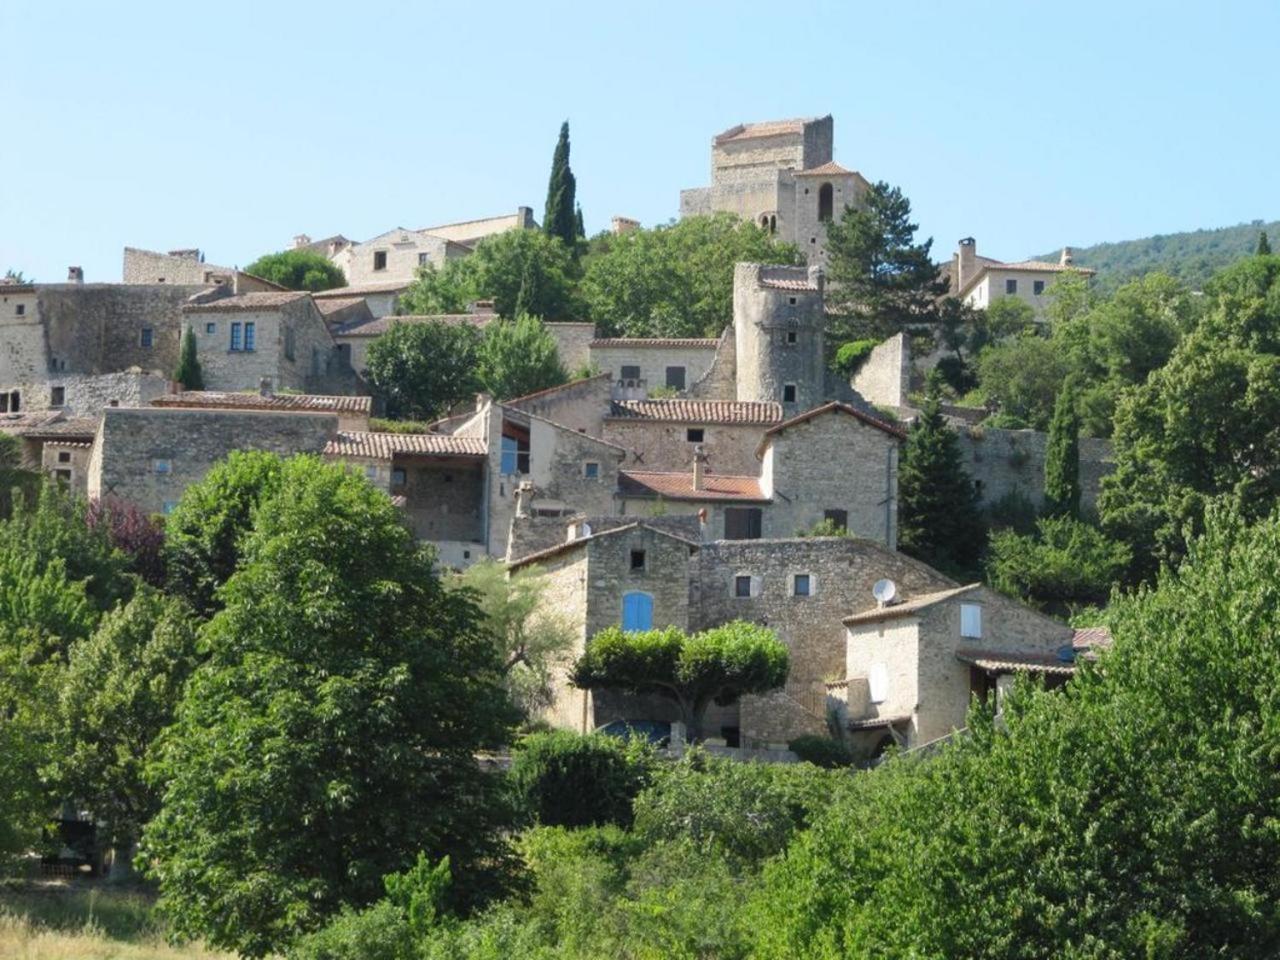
[[955, 425, 1114, 515], [851, 332, 910, 408]]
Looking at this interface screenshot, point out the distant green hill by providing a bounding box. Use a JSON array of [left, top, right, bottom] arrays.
[[1034, 219, 1278, 293]]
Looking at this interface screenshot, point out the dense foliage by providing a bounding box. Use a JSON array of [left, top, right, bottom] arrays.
[[172, 325, 203, 390], [987, 515, 1130, 613], [364, 319, 484, 420], [542, 122, 579, 249], [508, 731, 652, 829], [474, 314, 567, 401], [243, 249, 346, 292]]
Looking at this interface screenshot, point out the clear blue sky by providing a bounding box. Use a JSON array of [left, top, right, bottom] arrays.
[[4, 0, 1277, 283]]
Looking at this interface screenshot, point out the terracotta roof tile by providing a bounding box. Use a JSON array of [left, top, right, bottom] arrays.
[[608, 399, 783, 425], [184, 291, 310, 312], [312, 279, 413, 297], [589, 337, 719, 348], [758, 402, 906, 453], [151, 391, 372, 415], [324, 431, 487, 461], [759, 277, 818, 291], [13, 417, 99, 441], [619, 470, 768, 502], [955, 648, 1077, 676], [843, 584, 982, 625], [794, 160, 857, 177], [334, 314, 492, 337], [993, 259, 1098, 275], [1072, 626, 1113, 651]]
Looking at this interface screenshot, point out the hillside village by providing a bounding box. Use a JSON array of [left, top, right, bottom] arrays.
[[0, 114, 1117, 757]]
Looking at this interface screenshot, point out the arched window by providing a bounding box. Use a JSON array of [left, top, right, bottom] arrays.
[[769, 215, 776, 234], [621, 592, 653, 631], [759, 214, 770, 230], [818, 182, 834, 222]]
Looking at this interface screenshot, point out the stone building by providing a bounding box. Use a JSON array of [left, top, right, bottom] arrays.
[[587, 337, 721, 398], [311, 280, 412, 320], [947, 237, 1096, 318], [122, 247, 284, 292], [680, 115, 870, 264]]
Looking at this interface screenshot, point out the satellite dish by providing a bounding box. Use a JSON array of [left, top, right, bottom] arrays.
[[868, 663, 889, 704], [872, 578, 897, 605]]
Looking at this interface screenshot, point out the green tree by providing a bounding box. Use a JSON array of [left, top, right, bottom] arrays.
[[164, 450, 286, 616], [508, 731, 652, 828], [1043, 380, 1081, 518], [1258, 230, 1271, 255], [574, 205, 585, 241], [986, 515, 1129, 613], [897, 382, 986, 574], [974, 332, 1071, 430], [581, 213, 800, 338], [243, 249, 346, 292], [172, 325, 204, 390], [571, 621, 788, 741], [454, 559, 576, 719], [543, 121, 578, 248], [365, 320, 483, 420], [475, 314, 567, 402], [142, 456, 517, 956], [824, 181, 948, 342], [51, 588, 199, 877]]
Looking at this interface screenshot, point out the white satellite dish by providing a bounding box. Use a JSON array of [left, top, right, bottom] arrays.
[[872, 578, 897, 605], [868, 663, 889, 704]]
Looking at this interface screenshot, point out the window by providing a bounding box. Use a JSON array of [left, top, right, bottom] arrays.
[[793, 574, 812, 597], [230, 322, 242, 351], [584, 461, 600, 480], [284, 326, 295, 362], [724, 507, 763, 540], [373, 250, 388, 271], [5, 390, 17, 413], [57, 451, 71, 464], [153, 459, 172, 475], [205, 322, 216, 334], [418, 253, 430, 265], [391, 467, 407, 487], [140, 327, 154, 348], [823, 509, 848, 531], [620, 364, 641, 381], [54, 468, 71, 485], [786, 330, 798, 345], [244, 322, 256, 351], [621, 592, 653, 631], [783, 384, 797, 403], [50, 386, 65, 406], [734, 574, 753, 598], [961, 603, 983, 639], [630, 549, 646, 571], [364, 464, 378, 481], [686, 428, 704, 443], [1005, 278, 1018, 295], [788, 297, 797, 305], [665, 366, 686, 390], [1033, 280, 1046, 295], [818, 182, 834, 222], [15, 304, 24, 316], [500, 427, 530, 474]]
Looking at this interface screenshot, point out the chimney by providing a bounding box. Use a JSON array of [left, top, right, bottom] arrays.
[[67, 266, 84, 284], [258, 377, 273, 397], [692, 444, 707, 492], [515, 480, 534, 519], [1060, 246, 1074, 266], [807, 263, 825, 293], [957, 237, 977, 290], [293, 234, 312, 250]]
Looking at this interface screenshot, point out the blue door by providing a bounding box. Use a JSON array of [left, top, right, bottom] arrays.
[[621, 592, 653, 631]]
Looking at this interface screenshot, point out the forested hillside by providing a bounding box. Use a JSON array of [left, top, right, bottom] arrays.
[[1035, 218, 1278, 291]]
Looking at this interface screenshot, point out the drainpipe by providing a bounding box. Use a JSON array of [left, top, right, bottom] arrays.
[[885, 446, 896, 547]]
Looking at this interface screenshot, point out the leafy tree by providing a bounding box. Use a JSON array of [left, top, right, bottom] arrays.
[[454, 559, 576, 719], [824, 181, 948, 342], [897, 381, 985, 574], [243, 249, 346, 292], [164, 450, 285, 616], [0, 434, 43, 520], [1043, 380, 1081, 518], [973, 332, 1070, 430], [172, 325, 204, 390], [986, 515, 1129, 613], [574, 205, 585, 241], [581, 213, 800, 338], [142, 456, 517, 956], [51, 588, 199, 876], [508, 731, 652, 828], [1260, 231, 1273, 255], [365, 320, 483, 421], [86, 496, 166, 587], [543, 121, 578, 248], [570, 621, 788, 741], [475, 314, 567, 402], [3, 269, 29, 283]]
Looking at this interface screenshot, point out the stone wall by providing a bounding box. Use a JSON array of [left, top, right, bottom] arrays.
[[733, 263, 826, 412], [47, 371, 169, 417], [587, 343, 719, 394], [334, 230, 464, 287], [0, 290, 48, 398], [122, 248, 230, 285], [398, 459, 485, 544], [955, 425, 1114, 515], [790, 172, 866, 263], [686, 327, 737, 400], [850, 332, 910, 408], [507, 374, 612, 436], [89, 408, 336, 515], [527, 416, 623, 516], [41, 442, 92, 495], [546, 323, 595, 373], [603, 419, 767, 475]]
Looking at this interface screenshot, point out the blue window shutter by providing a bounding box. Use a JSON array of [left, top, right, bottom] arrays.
[[622, 592, 653, 631]]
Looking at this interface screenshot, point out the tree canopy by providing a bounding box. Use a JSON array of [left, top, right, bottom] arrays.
[[173, 325, 204, 390], [243, 249, 346, 292], [475, 314, 567, 401], [365, 320, 484, 421], [543, 122, 578, 249]]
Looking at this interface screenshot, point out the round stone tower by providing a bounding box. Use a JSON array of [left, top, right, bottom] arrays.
[[732, 262, 826, 412]]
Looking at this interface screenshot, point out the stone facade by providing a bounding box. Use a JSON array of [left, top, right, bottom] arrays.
[[850, 332, 910, 409], [587, 340, 720, 396], [42, 441, 92, 495], [955, 425, 1114, 515], [506, 374, 613, 437], [950, 238, 1096, 319], [733, 264, 827, 413], [333, 229, 470, 287], [604, 418, 768, 475], [545, 322, 595, 374]]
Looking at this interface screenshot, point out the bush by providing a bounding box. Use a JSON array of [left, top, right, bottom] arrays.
[[934, 354, 976, 395], [508, 731, 652, 828], [288, 900, 414, 960], [987, 514, 1131, 612], [797, 518, 852, 538], [831, 339, 880, 377], [984, 488, 1039, 535], [787, 734, 853, 769]]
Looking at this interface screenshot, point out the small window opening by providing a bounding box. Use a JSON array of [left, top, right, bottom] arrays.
[[140, 327, 154, 348], [1034, 280, 1046, 295], [818, 182, 834, 222], [391, 467, 407, 486], [620, 364, 641, 382], [205, 321, 216, 334], [57, 451, 71, 463], [1005, 278, 1018, 294], [783, 384, 797, 403], [50, 386, 65, 406], [630, 549, 646, 571], [373, 250, 388, 271], [687, 428, 704, 443], [786, 330, 798, 345], [15, 304, 25, 316], [584, 461, 600, 480], [734, 575, 752, 598], [793, 574, 812, 597], [54, 469, 71, 485], [665, 366, 686, 390]]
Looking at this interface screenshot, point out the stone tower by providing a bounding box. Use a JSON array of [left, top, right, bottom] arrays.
[[733, 263, 826, 413]]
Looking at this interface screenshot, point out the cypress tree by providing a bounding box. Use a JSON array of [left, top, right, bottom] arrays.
[[542, 121, 577, 247], [173, 325, 204, 390], [575, 204, 585, 240], [898, 375, 985, 574], [1259, 231, 1272, 256], [1043, 381, 1081, 518]]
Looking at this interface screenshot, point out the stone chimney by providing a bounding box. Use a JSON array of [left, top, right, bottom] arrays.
[[515, 480, 535, 519], [1060, 247, 1074, 266], [807, 263, 825, 294], [258, 377, 273, 398], [293, 234, 312, 250], [957, 237, 977, 290], [692, 444, 707, 492], [67, 266, 84, 284]]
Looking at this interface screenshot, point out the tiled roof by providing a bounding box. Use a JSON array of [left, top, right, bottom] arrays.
[[311, 279, 413, 297], [843, 583, 982, 625], [507, 373, 612, 407], [1072, 626, 1113, 652], [847, 714, 912, 731], [184, 291, 309, 312], [508, 520, 700, 570], [324, 431, 487, 461], [955, 648, 1077, 677], [759, 402, 907, 452], [618, 470, 768, 502], [759, 277, 818, 291], [713, 117, 819, 144], [794, 161, 857, 177], [15, 417, 99, 441], [589, 337, 719, 348], [151, 391, 372, 415], [609, 399, 783, 426], [994, 259, 1098, 275], [0, 412, 71, 434], [334, 314, 491, 337], [314, 297, 368, 315]]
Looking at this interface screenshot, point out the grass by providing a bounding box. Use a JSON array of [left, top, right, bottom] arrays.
[[0, 880, 230, 959]]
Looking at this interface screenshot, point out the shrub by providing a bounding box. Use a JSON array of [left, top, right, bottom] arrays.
[[508, 731, 653, 828], [788, 734, 853, 769], [984, 488, 1039, 535], [831, 338, 879, 377], [288, 900, 414, 960], [797, 518, 853, 538], [934, 355, 976, 395], [987, 515, 1130, 612]]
